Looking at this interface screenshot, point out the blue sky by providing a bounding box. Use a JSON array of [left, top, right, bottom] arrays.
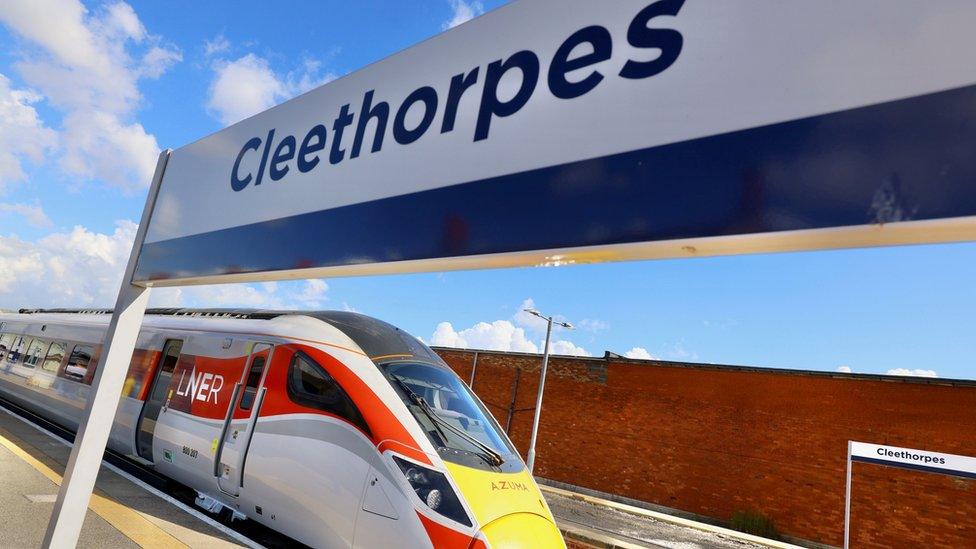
[[0, 1, 973, 379]]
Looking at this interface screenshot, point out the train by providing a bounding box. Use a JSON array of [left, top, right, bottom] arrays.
[[0, 309, 564, 548]]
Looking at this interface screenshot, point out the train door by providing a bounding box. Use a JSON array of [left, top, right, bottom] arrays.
[[136, 339, 183, 461], [215, 343, 273, 496]]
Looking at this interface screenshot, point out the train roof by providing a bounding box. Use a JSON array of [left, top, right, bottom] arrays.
[[6, 308, 444, 367]]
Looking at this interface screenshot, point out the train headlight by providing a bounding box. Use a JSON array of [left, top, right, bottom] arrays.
[[393, 456, 471, 527], [425, 489, 442, 510]]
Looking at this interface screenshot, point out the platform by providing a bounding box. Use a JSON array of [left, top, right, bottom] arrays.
[[543, 484, 802, 549], [0, 405, 254, 549]]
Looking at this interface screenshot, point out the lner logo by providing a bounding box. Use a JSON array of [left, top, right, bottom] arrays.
[[229, 0, 686, 192], [175, 370, 225, 404]]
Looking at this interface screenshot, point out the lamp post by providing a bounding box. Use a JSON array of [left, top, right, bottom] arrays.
[[523, 308, 573, 473]]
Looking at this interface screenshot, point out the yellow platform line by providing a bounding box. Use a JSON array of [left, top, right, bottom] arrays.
[[0, 428, 188, 549]]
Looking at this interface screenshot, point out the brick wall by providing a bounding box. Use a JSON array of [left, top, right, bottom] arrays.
[[434, 348, 976, 547]]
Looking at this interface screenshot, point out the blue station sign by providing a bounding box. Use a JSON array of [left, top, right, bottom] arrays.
[[134, 0, 976, 285]]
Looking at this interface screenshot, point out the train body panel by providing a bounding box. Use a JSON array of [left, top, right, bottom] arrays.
[[244, 417, 374, 547], [0, 310, 564, 548]]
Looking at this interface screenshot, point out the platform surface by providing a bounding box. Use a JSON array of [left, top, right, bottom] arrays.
[[0, 407, 248, 549], [545, 485, 788, 549]]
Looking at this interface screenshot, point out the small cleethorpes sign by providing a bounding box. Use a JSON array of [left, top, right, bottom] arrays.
[[850, 441, 976, 479]]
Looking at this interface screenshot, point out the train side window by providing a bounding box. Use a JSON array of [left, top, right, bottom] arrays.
[[41, 341, 66, 373], [23, 338, 48, 369], [84, 346, 102, 385], [63, 345, 94, 383], [287, 353, 370, 435], [0, 333, 12, 361], [6, 336, 28, 364], [239, 355, 266, 410]]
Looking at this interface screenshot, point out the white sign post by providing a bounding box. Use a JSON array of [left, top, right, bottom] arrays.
[[42, 0, 976, 545], [42, 150, 170, 547], [844, 441, 976, 548]]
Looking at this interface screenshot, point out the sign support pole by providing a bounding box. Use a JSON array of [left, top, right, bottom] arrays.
[[844, 440, 852, 549], [42, 150, 171, 548]]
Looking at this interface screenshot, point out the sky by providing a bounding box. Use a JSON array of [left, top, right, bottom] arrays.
[[0, 0, 973, 380]]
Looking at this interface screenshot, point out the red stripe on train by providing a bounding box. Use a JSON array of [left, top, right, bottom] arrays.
[[118, 342, 431, 466]]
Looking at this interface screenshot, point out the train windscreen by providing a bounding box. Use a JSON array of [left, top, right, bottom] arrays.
[[383, 362, 520, 472]]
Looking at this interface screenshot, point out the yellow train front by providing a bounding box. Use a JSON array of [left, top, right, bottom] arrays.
[[320, 312, 566, 548], [372, 360, 564, 548]]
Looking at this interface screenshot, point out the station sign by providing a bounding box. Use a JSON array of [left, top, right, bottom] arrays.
[[844, 440, 976, 547], [850, 441, 976, 479], [133, 0, 976, 286]]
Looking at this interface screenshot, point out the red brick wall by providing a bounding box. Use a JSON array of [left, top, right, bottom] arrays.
[[435, 348, 976, 547]]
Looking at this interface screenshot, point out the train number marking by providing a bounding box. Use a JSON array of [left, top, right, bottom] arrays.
[[182, 446, 199, 459]]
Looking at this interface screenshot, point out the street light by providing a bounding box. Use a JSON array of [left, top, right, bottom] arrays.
[[524, 308, 573, 473]]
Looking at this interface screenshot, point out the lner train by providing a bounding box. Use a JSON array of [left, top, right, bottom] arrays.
[[0, 309, 564, 548]]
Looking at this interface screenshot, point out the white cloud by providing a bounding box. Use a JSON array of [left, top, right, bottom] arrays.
[[512, 298, 549, 332], [204, 35, 230, 58], [511, 298, 573, 334], [179, 284, 284, 309], [206, 54, 283, 126], [549, 339, 589, 356], [285, 59, 335, 97], [429, 299, 590, 356], [297, 279, 329, 307], [207, 53, 336, 126], [443, 0, 484, 30], [100, 2, 145, 42], [0, 220, 137, 305], [625, 347, 656, 360], [0, 202, 53, 228], [885, 368, 938, 378], [0, 74, 57, 191], [0, 0, 181, 191], [59, 110, 160, 191], [836, 365, 853, 373], [0, 1, 106, 78], [431, 322, 464, 347], [431, 320, 539, 353], [139, 45, 181, 78]]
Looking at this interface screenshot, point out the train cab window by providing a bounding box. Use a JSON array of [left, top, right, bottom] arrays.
[[23, 338, 49, 369], [0, 333, 12, 361], [287, 353, 369, 435], [382, 362, 518, 471], [41, 341, 66, 373], [239, 355, 266, 410], [62, 345, 94, 383]]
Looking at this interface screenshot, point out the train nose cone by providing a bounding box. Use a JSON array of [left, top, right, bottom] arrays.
[[478, 512, 565, 549]]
